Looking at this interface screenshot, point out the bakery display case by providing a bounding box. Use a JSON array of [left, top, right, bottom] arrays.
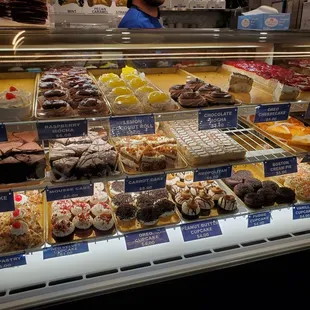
[[2, 28, 310, 310]]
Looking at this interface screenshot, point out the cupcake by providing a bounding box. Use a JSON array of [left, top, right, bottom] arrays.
[[181, 199, 201, 220], [257, 188, 277, 206], [52, 219, 75, 242], [166, 174, 180, 191], [148, 189, 169, 201], [244, 193, 265, 209], [184, 174, 194, 186], [91, 202, 112, 217], [185, 78, 205, 91], [89, 192, 109, 206], [71, 202, 91, 216], [116, 205, 137, 227], [175, 189, 192, 209], [262, 180, 280, 192], [110, 181, 125, 197], [245, 178, 262, 192], [232, 170, 253, 180], [234, 183, 254, 199], [93, 213, 115, 232], [94, 182, 105, 192], [208, 186, 226, 205], [112, 193, 134, 209], [169, 84, 192, 101], [194, 191, 214, 216], [154, 198, 176, 221], [189, 182, 204, 196], [223, 177, 243, 189], [276, 187, 296, 204], [51, 209, 72, 225], [14, 193, 28, 207], [170, 181, 186, 200], [218, 195, 237, 213], [72, 212, 93, 230], [137, 206, 160, 227], [52, 199, 72, 211], [136, 193, 155, 209]]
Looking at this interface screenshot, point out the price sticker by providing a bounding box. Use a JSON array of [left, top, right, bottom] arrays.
[[194, 165, 232, 182], [125, 174, 166, 193], [293, 204, 310, 220], [0, 254, 26, 270], [46, 184, 94, 202], [254, 103, 291, 123], [43, 242, 89, 260], [36, 119, 88, 140], [248, 211, 271, 228], [110, 115, 155, 137], [198, 107, 238, 131], [0, 124, 7, 142], [0, 191, 14, 213], [125, 228, 169, 250], [264, 157, 297, 177], [181, 219, 222, 242]]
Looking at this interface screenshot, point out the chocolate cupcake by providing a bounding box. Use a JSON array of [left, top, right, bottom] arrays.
[[116, 204, 137, 227], [137, 206, 160, 226], [276, 187, 296, 204], [185, 78, 205, 91], [154, 198, 176, 221], [136, 193, 155, 209], [181, 198, 201, 220], [245, 178, 262, 192], [178, 92, 207, 108], [223, 177, 243, 189], [244, 193, 265, 209], [204, 90, 235, 106], [257, 188, 277, 206], [148, 189, 169, 201], [175, 189, 192, 209], [262, 180, 280, 192], [169, 84, 192, 101], [218, 195, 237, 213], [198, 83, 220, 96], [112, 193, 134, 209], [234, 183, 254, 199], [232, 170, 253, 180], [194, 190, 214, 216]]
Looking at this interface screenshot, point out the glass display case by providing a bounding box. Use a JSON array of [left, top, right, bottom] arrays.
[[1, 28, 310, 310]]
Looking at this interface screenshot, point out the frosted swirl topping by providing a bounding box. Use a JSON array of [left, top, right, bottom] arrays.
[[0, 88, 31, 109], [11, 221, 28, 236], [210, 90, 232, 99], [178, 92, 206, 108], [198, 84, 220, 94]]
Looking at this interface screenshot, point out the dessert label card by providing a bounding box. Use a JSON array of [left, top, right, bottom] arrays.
[[37, 120, 88, 140], [198, 107, 238, 130], [125, 228, 170, 250], [46, 184, 94, 202], [264, 156, 297, 177], [0, 124, 7, 142], [43, 242, 89, 259], [194, 165, 232, 182], [0, 191, 15, 213], [125, 174, 166, 193], [0, 254, 26, 270], [181, 220, 222, 242], [293, 204, 310, 220], [254, 103, 291, 123], [109, 115, 155, 137], [248, 211, 271, 228]]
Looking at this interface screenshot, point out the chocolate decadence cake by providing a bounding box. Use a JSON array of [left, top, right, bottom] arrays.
[[0, 131, 46, 184]]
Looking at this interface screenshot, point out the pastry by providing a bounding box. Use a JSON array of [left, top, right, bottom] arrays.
[[52, 199, 72, 211], [208, 186, 226, 205], [136, 193, 155, 209], [169, 85, 192, 101], [228, 72, 253, 93], [198, 84, 220, 96], [52, 219, 75, 241], [184, 174, 193, 186], [137, 207, 160, 226], [234, 183, 254, 199], [178, 92, 206, 108], [87, 0, 112, 7], [41, 99, 73, 117], [71, 202, 91, 216], [185, 78, 205, 91], [276, 187, 296, 204], [170, 181, 186, 200], [128, 77, 147, 90], [154, 198, 176, 221], [77, 98, 108, 116], [204, 90, 235, 106], [113, 95, 144, 115], [10, 221, 29, 236], [112, 193, 134, 209], [148, 189, 169, 201], [122, 74, 139, 82], [110, 181, 125, 196], [99, 73, 120, 84], [144, 91, 175, 112], [140, 146, 166, 172], [59, 0, 85, 7], [116, 205, 137, 227], [91, 202, 112, 217], [51, 209, 72, 225], [181, 199, 201, 220], [135, 86, 156, 101], [93, 213, 115, 231], [194, 191, 214, 216], [218, 195, 237, 212], [166, 174, 180, 191], [175, 189, 192, 208], [296, 184, 310, 201], [245, 178, 262, 192], [89, 191, 109, 206], [189, 182, 204, 196], [14, 193, 28, 207], [121, 66, 138, 78], [244, 193, 265, 209], [262, 180, 280, 192], [257, 188, 277, 206], [107, 87, 133, 102], [72, 213, 93, 230]]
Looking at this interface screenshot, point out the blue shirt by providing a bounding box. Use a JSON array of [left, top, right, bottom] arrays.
[[119, 6, 162, 29]]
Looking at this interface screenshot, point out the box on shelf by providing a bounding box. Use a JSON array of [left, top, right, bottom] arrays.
[[238, 13, 291, 30]]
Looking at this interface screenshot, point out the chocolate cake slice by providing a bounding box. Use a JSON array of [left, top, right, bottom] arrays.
[[52, 157, 79, 179]]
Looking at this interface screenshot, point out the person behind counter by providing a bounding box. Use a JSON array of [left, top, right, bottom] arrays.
[[119, 0, 164, 28]]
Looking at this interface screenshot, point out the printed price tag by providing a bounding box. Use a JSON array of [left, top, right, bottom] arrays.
[[264, 156, 297, 177], [248, 211, 271, 228], [0, 191, 14, 213], [110, 115, 155, 137], [194, 165, 232, 182], [254, 103, 291, 123], [293, 204, 310, 220], [43, 242, 89, 259], [198, 107, 238, 130], [181, 219, 222, 242], [46, 184, 94, 202], [36, 120, 88, 140], [0, 124, 7, 142], [124, 228, 169, 250], [125, 174, 166, 193], [0, 254, 26, 270]]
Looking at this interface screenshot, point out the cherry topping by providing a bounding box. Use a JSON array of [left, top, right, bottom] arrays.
[[6, 93, 16, 100], [15, 194, 22, 202], [13, 209, 20, 217], [12, 221, 21, 229], [9, 86, 17, 92]]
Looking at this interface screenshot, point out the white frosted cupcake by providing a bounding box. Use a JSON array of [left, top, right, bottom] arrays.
[[91, 202, 112, 217], [89, 192, 109, 206], [51, 199, 72, 211], [71, 202, 91, 216], [52, 219, 75, 240], [51, 209, 72, 225], [93, 213, 115, 231], [72, 213, 93, 230]]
